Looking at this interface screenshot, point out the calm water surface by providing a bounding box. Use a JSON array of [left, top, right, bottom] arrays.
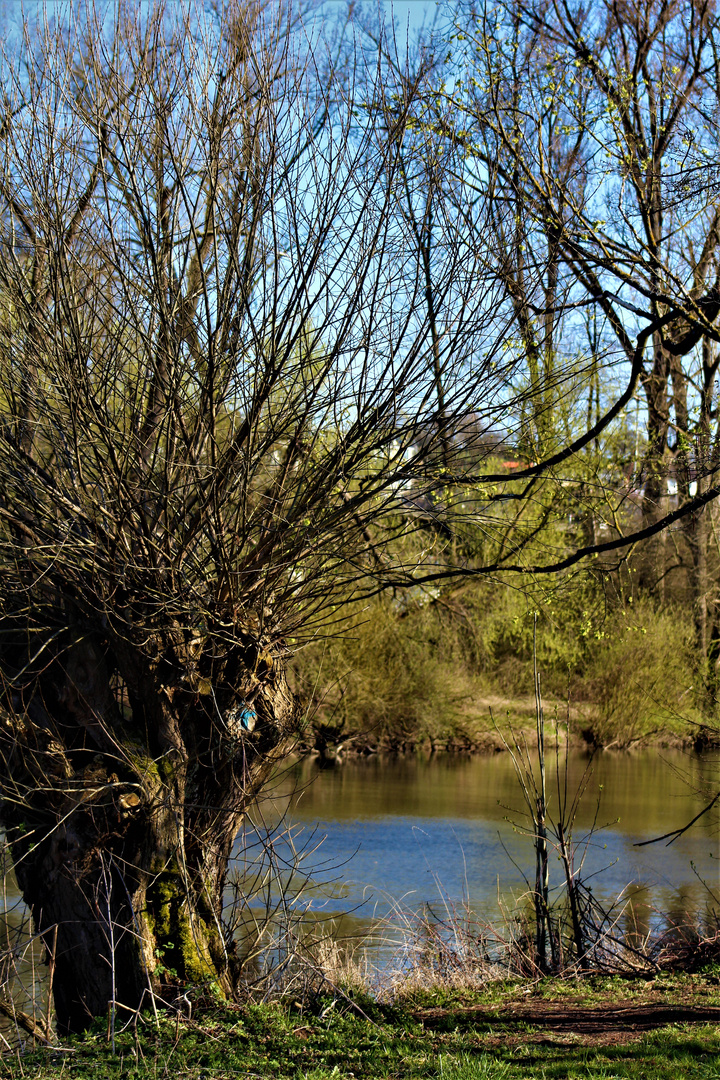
[[0, 746, 718, 1028], [238, 748, 720, 942]]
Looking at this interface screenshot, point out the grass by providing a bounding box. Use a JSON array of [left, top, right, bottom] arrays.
[[2, 971, 720, 1079]]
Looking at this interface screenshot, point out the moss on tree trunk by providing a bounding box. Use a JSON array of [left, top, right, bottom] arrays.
[[1, 620, 299, 1033]]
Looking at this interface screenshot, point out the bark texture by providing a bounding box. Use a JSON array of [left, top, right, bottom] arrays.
[[0, 606, 299, 1033]]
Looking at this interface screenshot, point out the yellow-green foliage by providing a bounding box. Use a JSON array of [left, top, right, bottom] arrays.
[[578, 598, 699, 744], [295, 577, 701, 749], [444, 575, 603, 694], [294, 597, 481, 746], [477, 582, 699, 742]]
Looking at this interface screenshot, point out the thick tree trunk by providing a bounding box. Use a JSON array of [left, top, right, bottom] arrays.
[[0, 620, 300, 1033], [686, 338, 720, 700], [638, 335, 672, 593], [12, 802, 242, 1032], [688, 480, 720, 706]]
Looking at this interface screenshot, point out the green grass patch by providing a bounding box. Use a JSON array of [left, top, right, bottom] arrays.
[[3, 972, 720, 1079]]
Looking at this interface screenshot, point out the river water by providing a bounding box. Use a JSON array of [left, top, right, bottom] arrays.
[[236, 747, 720, 961], [1, 745, 718, 1019]]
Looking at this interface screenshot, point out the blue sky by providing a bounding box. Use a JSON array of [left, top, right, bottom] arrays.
[[325, 1, 441, 32], [377, 1, 440, 27]]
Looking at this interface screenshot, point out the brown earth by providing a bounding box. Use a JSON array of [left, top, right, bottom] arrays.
[[409, 996, 720, 1048]]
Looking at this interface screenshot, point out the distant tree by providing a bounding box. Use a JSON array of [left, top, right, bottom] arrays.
[[429, 0, 720, 680]]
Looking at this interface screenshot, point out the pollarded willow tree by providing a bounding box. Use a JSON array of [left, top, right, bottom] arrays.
[[0, 0, 532, 1032]]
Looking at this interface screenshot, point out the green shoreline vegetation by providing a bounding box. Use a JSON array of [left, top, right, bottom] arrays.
[[293, 582, 715, 759]]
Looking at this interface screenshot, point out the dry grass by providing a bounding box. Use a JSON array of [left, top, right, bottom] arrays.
[[248, 891, 720, 1008]]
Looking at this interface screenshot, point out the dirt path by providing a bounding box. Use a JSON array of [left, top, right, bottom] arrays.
[[410, 1000, 720, 1047]]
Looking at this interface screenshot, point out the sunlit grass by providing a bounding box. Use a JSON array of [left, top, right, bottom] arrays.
[[3, 972, 720, 1079]]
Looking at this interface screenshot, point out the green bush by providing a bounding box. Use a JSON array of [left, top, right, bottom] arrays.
[[454, 575, 602, 695], [293, 578, 701, 750], [293, 595, 480, 748], [447, 582, 700, 746], [577, 598, 699, 745]]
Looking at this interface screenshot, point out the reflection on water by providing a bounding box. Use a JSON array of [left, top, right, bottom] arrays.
[[2, 747, 718, 1014], [238, 747, 720, 953], [0, 900, 49, 1043]]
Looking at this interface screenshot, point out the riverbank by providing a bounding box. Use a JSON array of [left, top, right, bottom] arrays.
[[298, 687, 714, 761], [6, 972, 720, 1079], [292, 587, 715, 760]]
